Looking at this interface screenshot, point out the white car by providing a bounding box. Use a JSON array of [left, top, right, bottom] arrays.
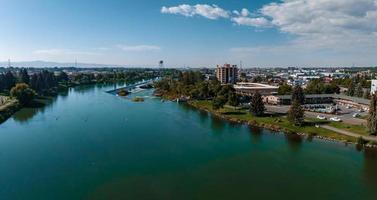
[[352, 113, 360, 118], [317, 115, 326, 120], [330, 117, 342, 122]]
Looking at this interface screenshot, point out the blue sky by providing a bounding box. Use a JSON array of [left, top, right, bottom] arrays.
[[1, 0, 377, 67]]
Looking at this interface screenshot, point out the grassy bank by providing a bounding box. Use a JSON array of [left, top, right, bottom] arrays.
[[188, 100, 357, 143], [328, 121, 369, 136]]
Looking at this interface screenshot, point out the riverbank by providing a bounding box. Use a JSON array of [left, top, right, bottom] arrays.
[[186, 100, 377, 147], [0, 98, 21, 124]]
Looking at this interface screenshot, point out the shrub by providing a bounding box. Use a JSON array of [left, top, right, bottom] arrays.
[[10, 83, 36, 105]]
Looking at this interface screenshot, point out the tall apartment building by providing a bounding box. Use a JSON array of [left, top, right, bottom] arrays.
[[216, 64, 238, 84]]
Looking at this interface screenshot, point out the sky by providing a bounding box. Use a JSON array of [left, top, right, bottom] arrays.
[[1, 0, 377, 68]]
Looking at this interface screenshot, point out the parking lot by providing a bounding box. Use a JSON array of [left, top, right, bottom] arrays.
[[265, 104, 367, 126]]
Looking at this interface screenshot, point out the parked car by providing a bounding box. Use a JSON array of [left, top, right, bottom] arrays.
[[317, 115, 326, 120], [330, 117, 342, 122], [352, 113, 360, 118]]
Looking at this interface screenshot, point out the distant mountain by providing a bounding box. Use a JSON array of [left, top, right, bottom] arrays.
[[0, 60, 125, 68]]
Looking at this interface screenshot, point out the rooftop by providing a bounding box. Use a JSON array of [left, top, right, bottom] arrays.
[[234, 82, 279, 90]]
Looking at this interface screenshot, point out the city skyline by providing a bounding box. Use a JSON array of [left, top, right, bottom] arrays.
[[1, 0, 377, 67]]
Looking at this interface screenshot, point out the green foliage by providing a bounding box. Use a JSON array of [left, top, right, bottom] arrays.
[[19, 68, 30, 84], [57, 71, 69, 82], [10, 83, 36, 105], [227, 92, 239, 107], [287, 101, 305, 126], [250, 92, 265, 116], [292, 85, 305, 104], [305, 79, 340, 94], [0, 71, 16, 91], [355, 83, 364, 98], [30, 70, 58, 95], [363, 89, 371, 99], [278, 84, 292, 95], [154, 71, 239, 111], [212, 95, 227, 110], [357, 137, 367, 145], [347, 81, 355, 96]]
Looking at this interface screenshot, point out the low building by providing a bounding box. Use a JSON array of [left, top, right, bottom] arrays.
[[234, 82, 278, 96], [264, 94, 334, 105], [264, 94, 370, 111], [216, 64, 238, 84]]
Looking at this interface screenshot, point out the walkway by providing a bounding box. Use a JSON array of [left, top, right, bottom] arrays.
[[321, 125, 377, 142]]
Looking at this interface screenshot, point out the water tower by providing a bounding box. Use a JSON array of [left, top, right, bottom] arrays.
[[159, 60, 164, 68]]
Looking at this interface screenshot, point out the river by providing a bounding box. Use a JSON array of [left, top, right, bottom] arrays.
[[0, 84, 377, 200]]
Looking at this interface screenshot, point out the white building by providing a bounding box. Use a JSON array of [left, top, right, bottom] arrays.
[[371, 80, 377, 95]]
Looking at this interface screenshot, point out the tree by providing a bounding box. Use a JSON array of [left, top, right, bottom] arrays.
[[355, 83, 363, 98], [347, 81, 355, 96], [363, 89, 371, 99], [287, 101, 305, 126], [368, 93, 377, 135], [4, 71, 16, 90], [19, 68, 30, 84], [278, 84, 292, 95], [212, 95, 227, 110], [228, 92, 239, 107], [250, 92, 265, 116], [0, 73, 5, 91], [291, 85, 305, 104], [57, 71, 69, 82], [10, 83, 36, 105]]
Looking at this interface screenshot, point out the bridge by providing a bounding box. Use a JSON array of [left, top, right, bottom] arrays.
[[106, 78, 158, 95]]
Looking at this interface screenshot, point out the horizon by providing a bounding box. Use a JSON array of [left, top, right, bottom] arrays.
[[0, 60, 377, 69], [1, 0, 377, 67]]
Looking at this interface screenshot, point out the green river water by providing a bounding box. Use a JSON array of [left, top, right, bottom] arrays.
[[0, 84, 377, 200]]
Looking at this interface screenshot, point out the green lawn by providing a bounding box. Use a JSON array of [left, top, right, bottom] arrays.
[[189, 100, 357, 142], [328, 121, 369, 136]]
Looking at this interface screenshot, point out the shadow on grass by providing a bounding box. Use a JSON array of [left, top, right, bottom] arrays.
[[221, 111, 247, 115]]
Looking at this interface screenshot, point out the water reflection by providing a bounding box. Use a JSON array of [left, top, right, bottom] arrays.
[[210, 116, 226, 133], [285, 133, 303, 152], [363, 148, 377, 189], [12, 108, 39, 124], [12, 96, 57, 124], [248, 126, 263, 143]]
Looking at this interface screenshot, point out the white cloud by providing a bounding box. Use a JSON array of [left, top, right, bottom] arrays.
[[241, 8, 250, 17], [260, 0, 377, 36], [161, 4, 229, 20], [117, 45, 161, 52], [232, 16, 271, 27]]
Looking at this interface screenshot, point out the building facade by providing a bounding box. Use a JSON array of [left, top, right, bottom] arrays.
[[216, 64, 238, 84], [371, 80, 377, 95], [234, 82, 278, 96]]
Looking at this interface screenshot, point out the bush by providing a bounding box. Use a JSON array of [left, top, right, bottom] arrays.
[[10, 83, 36, 105], [357, 137, 367, 146]]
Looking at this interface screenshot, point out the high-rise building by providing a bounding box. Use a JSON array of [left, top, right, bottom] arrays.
[[216, 64, 238, 84]]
